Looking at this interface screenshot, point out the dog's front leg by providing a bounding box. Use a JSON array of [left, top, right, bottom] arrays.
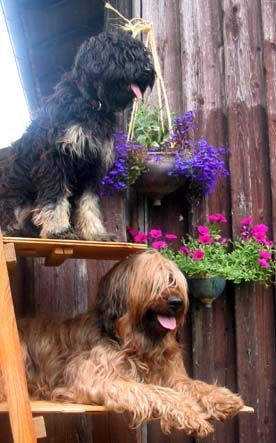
[[52, 353, 213, 438], [74, 190, 116, 241], [166, 355, 244, 422], [31, 153, 76, 239]]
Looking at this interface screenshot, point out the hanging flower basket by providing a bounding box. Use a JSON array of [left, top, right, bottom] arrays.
[[188, 276, 226, 308], [128, 214, 276, 304], [101, 5, 229, 204], [134, 152, 184, 205]]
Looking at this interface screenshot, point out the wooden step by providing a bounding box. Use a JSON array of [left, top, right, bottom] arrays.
[[3, 237, 147, 266], [0, 401, 107, 415]]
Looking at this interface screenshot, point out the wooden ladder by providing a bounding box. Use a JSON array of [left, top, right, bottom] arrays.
[[0, 229, 37, 442]]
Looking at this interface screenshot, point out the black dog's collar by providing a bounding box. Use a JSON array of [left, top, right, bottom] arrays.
[[73, 78, 102, 112], [91, 99, 102, 111]]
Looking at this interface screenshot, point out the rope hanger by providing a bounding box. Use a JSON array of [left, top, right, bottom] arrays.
[[105, 2, 173, 141]]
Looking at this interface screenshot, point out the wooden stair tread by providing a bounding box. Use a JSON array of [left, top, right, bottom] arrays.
[[0, 400, 107, 414], [3, 237, 147, 265]]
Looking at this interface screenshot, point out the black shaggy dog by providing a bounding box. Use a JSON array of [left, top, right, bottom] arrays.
[[0, 31, 155, 240]]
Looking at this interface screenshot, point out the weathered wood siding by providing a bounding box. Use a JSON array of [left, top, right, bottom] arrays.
[[1, 1, 275, 442], [131, 1, 276, 443]]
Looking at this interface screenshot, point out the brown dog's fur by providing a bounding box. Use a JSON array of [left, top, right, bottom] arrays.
[[0, 250, 243, 437]]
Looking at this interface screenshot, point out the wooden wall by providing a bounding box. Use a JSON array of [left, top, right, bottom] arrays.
[[131, 1, 276, 443], [1, 1, 275, 442]]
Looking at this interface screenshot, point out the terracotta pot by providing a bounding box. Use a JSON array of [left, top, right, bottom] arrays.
[[134, 152, 184, 206], [188, 276, 226, 308]]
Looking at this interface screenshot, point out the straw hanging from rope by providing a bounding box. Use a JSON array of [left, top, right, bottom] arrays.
[[105, 3, 173, 141]]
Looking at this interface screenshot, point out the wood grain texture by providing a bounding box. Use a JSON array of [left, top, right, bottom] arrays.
[[178, 2, 237, 443], [223, 1, 276, 442], [261, 0, 276, 245], [0, 232, 36, 443], [0, 401, 107, 414]]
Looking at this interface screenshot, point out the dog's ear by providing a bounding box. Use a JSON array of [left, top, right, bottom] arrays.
[[72, 33, 111, 96], [96, 260, 130, 339]]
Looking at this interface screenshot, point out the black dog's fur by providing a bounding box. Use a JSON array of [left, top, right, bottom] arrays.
[[0, 31, 154, 240]]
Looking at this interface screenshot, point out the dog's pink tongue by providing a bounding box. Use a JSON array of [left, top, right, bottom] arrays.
[[157, 315, 177, 330], [131, 83, 143, 99]]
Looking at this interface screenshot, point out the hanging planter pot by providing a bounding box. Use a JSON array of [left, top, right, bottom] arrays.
[[188, 276, 226, 308], [134, 152, 184, 206]]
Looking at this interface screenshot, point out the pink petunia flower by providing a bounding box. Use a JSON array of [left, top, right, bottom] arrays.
[[152, 240, 168, 250], [258, 258, 270, 268], [192, 249, 205, 261], [164, 234, 178, 240], [198, 235, 213, 245], [251, 224, 269, 234], [215, 213, 227, 223], [259, 250, 272, 260], [207, 214, 219, 224], [197, 225, 210, 236], [265, 240, 273, 248], [149, 229, 163, 239], [240, 217, 253, 226], [134, 233, 148, 244], [252, 231, 266, 243], [207, 213, 227, 224], [127, 227, 139, 238], [180, 246, 191, 255], [220, 237, 229, 245]]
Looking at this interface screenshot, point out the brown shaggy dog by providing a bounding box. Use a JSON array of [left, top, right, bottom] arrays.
[[0, 250, 244, 437]]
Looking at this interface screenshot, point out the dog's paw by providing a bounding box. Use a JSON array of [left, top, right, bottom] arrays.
[[44, 228, 79, 240], [83, 232, 118, 242], [201, 387, 244, 421], [160, 410, 213, 438]]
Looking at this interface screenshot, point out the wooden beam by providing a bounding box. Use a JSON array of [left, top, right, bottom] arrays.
[[45, 247, 74, 266], [33, 417, 46, 439], [0, 229, 36, 443], [3, 243, 17, 272], [0, 401, 107, 414]]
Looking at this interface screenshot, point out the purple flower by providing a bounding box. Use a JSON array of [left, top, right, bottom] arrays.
[[220, 237, 229, 245], [149, 229, 163, 239], [197, 225, 210, 236], [180, 246, 191, 255], [152, 241, 168, 250], [258, 258, 270, 268], [192, 249, 205, 261]]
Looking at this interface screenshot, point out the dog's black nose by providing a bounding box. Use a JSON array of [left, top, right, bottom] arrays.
[[167, 296, 183, 311]]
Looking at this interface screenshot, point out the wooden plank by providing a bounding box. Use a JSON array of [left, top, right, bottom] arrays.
[[141, 0, 183, 115], [3, 243, 17, 272], [260, 6, 276, 438], [0, 401, 107, 414], [223, 2, 276, 443], [3, 237, 147, 263], [261, 0, 276, 248], [32, 417, 46, 439], [178, 2, 237, 443], [0, 231, 36, 443]]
